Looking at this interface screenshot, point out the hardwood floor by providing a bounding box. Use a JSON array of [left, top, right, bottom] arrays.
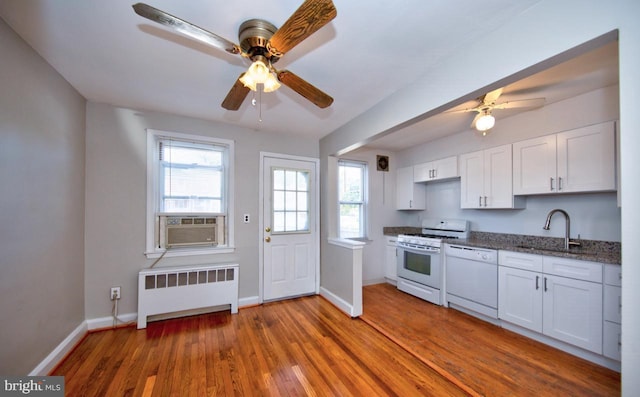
[[52, 295, 467, 396], [362, 283, 620, 397], [53, 285, 620, 396]]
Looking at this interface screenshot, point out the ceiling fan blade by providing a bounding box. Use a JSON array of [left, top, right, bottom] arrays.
[[492, 98, 546, 110], [277, 70, 333, 108], [268, 0, 337, 57], [482, 88, 503, 105], [221, 74, 251, 110], [132, 3, 241, 55], [447, 106, 481, 114]]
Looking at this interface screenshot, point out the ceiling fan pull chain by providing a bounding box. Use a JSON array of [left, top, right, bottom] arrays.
[[259, 86, 263, 123]]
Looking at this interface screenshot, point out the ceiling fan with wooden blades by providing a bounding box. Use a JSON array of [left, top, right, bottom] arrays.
[[453, 88, 545, 134], [132, 0, 336, 111]]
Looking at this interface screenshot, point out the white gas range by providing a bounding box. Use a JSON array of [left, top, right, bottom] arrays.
[[396, 219, 469, 305]]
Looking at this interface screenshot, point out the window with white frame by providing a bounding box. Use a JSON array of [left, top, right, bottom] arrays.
[[146, 129, 234, 256], [338, 160, 367, 239]]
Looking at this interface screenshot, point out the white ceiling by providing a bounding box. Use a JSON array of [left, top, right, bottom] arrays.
[[0, 0, 618, 151]]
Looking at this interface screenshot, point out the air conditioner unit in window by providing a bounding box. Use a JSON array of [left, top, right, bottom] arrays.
[[162, 216, 223, 248]]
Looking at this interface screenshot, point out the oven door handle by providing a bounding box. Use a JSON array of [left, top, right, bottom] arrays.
[[398, 245, 440, 255]]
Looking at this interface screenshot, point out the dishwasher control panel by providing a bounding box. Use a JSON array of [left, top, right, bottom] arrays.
[[445, 244, 498, 264]]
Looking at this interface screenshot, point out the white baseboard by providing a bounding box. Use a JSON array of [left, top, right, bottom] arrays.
[[363, 278, 386, 286], [31, 299, 255, 376], [30, 321, 87, 376], [239, 295, 260, 307], [86, 312, 138, 331], [320, 287, 358, 317]]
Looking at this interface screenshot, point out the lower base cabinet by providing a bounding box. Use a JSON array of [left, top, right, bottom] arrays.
[[542, 274, 602, 354], [498, 252, 603, 355], [385, 236, 398, 282], [602, 264, 622, 360], [603, 321, 622, 360]]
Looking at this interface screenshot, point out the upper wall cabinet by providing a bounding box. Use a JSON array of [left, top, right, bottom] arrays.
[[414, 156, 458, 183], [513, 121, 616, 195], [460, 144, 525, 209], [396, 166, 426, 210]]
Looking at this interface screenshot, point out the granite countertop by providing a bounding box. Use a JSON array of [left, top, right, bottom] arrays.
[[383, 227, 621, 265]]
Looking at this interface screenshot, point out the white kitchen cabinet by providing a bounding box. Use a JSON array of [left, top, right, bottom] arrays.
[[498, 251, 603, 354], [513, 121, 616, 195], [603, 264, 622, 360], [460, 144, 524, 209], [396, 166, 425, 210], [603, 321, 621, 361], [603, 284, 622, 323], [414, 156, 458, 182], [499, 266, 543, 332], [385, 236, 398, 282], [542, 273, 602, 354]]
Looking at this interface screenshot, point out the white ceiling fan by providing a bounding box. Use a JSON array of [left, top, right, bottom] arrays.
[[455, 88, 545, 135]]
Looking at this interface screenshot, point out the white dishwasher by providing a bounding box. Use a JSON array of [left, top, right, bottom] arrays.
[[445, 244, 498, 319]]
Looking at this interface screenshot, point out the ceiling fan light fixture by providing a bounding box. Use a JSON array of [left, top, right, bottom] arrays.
[[263, 73, 281, 93], [239, 59, 281, 92], [475, 112, 495, 134]]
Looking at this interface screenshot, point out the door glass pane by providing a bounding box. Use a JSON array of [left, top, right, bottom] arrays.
[[285, 191, 296, 211], [273, 191, 285, 211], [297, 192, 308, 211], [297, 172, 309, 191], [285, 170, 297, 190], [285, 212, 297, 231], [272, 167, 310, 233], [274, 211, 285, 231], [297, 212, 308, 230], [273, 169, 285, 190]]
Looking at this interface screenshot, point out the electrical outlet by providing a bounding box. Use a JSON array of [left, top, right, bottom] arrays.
[[110, 286, 121, 300]]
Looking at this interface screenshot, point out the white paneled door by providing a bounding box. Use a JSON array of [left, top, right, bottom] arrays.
[[262, 155, 318, 301]]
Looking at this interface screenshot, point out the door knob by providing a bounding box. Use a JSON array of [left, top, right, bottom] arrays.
[[265, 236, 271, 243], [265, 227, 271, 232]]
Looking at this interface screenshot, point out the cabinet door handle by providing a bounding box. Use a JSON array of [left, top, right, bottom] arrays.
[[544, 277, 548, 292], [409, 200, 413, 208], [479, 196, 482, 207], [558, 177, 563, 191], [550, 177, 555, 191], [433, 169, 437, 179], [428, 169, 432, 178], [535, 276, 540, 290], [484, 196, 488, 207]]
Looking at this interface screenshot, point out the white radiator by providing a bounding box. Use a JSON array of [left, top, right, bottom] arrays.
[[137, 263, 239, 329]]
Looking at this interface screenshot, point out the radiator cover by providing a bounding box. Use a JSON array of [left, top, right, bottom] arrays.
[[137, 263, 239, 329]]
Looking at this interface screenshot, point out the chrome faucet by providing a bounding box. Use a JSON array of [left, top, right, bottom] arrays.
[[543, 209, 580, 250]]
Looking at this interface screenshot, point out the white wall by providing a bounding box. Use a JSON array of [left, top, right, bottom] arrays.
[[319, 1, 640, 394], [84, 102, 318, 320], [0, 19, 86, 374]]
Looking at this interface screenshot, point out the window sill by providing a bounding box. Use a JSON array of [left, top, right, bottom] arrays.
[[145, 246, 235, 259], [327, 237, 366, 250], [347, 237, 371, 243]]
